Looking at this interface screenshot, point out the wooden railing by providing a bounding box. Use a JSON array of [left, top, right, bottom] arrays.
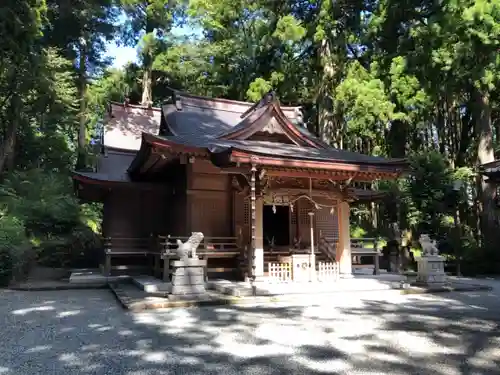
[[102, 236, 160, 276], [157, 235, 242, 281], [318, 236, 337, 262], [103, 236, 156, 255], [158, 235, 240, 257]]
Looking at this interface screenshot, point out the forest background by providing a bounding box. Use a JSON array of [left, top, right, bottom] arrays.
[[1, 0, 499, 283]]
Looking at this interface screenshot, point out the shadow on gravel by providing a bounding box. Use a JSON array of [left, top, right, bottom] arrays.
[[0, 288, 499, 374]]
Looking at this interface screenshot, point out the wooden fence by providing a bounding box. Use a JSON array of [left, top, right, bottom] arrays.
[[268, 262, 292, 282], [317, 262, 340, 281]]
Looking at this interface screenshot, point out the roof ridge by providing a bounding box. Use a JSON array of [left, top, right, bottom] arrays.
[[164, 87, 301, 111], [109, 101, 162, 112]]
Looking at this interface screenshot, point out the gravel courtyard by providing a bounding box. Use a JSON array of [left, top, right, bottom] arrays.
[[1, 285, 500, 375]]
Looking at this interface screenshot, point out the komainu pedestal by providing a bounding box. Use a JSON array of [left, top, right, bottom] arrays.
[[170, 259, 208, 300], [167, 232, 209, 300], [416, 234, 446, 287]]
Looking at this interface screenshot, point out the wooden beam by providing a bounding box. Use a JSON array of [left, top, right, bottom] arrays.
[[266, 187, 345, 200], [230, 151, 406, 175], [264, 168, 394, 181]]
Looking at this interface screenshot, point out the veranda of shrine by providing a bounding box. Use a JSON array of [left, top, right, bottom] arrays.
[[73, 89, 407, 283]]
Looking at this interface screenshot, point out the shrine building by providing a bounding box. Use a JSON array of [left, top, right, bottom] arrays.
[[73, 89, 407, 282]]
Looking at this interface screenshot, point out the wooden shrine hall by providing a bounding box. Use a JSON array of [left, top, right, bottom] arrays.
[[73, 89, 407, 282]]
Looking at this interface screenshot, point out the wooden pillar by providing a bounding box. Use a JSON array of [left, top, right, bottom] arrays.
[[255, 196, 264, 278], [308, 211, 316, 281], [249, 163, 264, 283], [337, 201, 352, 276], [250, 165, 257, 282]]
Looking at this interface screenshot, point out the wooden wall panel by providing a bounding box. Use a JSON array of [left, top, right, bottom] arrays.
[[103, 188, 171, 238], [190, 160, 222, 174], [104, 190, 142, 238], [191, 174, 228, 191], [139, 189, 169, 235], [189, 191, 231, 236], [166, 192, 187, 235]]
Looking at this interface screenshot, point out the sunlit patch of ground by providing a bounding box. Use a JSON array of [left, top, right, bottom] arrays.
[[0, 284, 500, 374]]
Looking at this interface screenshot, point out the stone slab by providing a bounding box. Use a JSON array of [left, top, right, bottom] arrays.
[[167, 293, 212, 302], [109, 279, 492, 311], [171, 284, 207, 295], [172, 274, 205, 285], [69, 271, 129, 285], [171, 259, 207, 267], [69, 272, 108, 284], [133, 276, 172, 293]]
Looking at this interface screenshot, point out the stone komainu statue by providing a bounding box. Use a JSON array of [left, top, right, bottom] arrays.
[[419, 234, 439, 256], [175, 232, 204, 259]]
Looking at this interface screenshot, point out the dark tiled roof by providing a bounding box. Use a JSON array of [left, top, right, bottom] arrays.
[[162, 101, 242, 138], [152, 134, 405, 166], [158, 90, 407, 165], [105, 103, 162, 151], [161, 89, 303, 140], [73, 151, 134, 182], [100, 90, 407, 178], [73, 171, 131, 183]]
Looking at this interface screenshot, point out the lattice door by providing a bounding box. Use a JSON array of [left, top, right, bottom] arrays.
[[315, 199, 339, 248], [233, 193, 250, 246]]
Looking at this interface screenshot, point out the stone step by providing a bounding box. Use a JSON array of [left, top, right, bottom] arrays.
[[133, 276, 172, 293]]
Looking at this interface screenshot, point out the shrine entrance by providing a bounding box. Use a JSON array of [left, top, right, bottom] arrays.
[[263, 204, 290, 247]]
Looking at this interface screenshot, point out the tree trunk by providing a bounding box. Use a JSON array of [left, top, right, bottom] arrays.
[[76, 37, 88, 170], [0, 92, 21, 174], [141, 63, 153, 106], [141, 25, 155, 107], [473, 88, 496, 250], [317, 38, 341, 147], [387, 119, 407, 158]]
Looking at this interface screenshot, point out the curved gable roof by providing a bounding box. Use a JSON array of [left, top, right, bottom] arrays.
[[160, 89, 311, 143]]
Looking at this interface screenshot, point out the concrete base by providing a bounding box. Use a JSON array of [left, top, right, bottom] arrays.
[[133, 276, 172, 293]]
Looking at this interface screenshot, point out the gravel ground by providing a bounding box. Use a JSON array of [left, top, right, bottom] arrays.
[[1, 285, 500, 375]]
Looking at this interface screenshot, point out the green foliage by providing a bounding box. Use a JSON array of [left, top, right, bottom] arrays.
[[273, 15, 306, 42], [0, 169, 102, 281], [335, 61, 394, 138], [405, 151, 452, 234], [350, 226, 367, 238], [2, 170, 80, 236], [0, 214, 28, 286]]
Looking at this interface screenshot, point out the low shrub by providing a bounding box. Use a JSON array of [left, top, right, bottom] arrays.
[[37, 226, 102, 269], [0, 214, 30, 286]]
